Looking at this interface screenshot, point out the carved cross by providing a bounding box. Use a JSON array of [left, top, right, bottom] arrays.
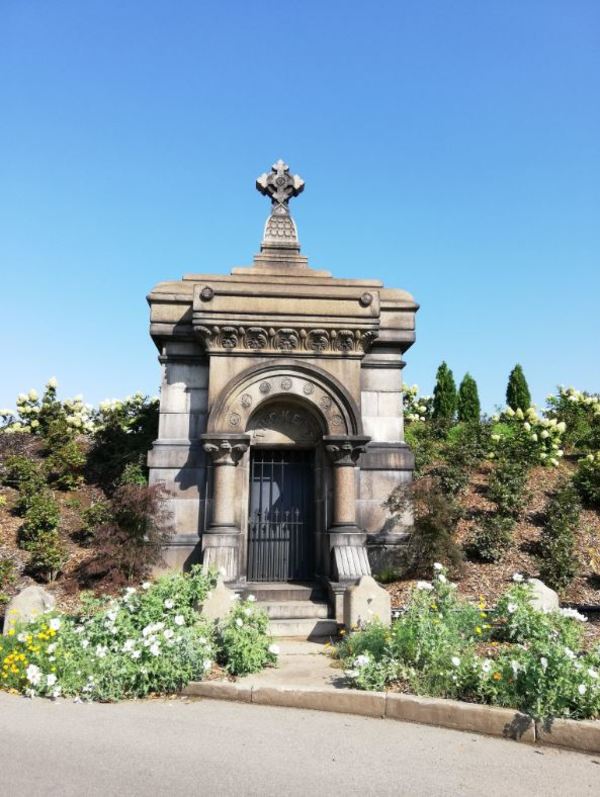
[[256, 160, 304, 212]]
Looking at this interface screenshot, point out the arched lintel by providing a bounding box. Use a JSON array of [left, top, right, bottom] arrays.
[[207, 358, 363, 436]]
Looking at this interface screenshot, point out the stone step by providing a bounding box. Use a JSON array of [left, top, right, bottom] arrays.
[[269, 618, 339, 640], [262, 601, 330, 620], [242, 583, 326, 603]]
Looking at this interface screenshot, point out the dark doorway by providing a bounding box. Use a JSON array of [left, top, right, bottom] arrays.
[[247, 449, 315, 582]]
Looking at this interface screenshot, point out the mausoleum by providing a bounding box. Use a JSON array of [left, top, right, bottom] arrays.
[[147, 161, 417, 622]]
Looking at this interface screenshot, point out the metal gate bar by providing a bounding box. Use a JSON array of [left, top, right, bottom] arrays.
[[248, 449, 314, 582]]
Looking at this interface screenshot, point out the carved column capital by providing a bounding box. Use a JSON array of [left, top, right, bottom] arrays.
[[323, 435, 371, 466], [201, 433, 250, 466]]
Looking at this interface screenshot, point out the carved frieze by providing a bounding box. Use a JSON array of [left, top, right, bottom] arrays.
[[195, 325, 378, 355]]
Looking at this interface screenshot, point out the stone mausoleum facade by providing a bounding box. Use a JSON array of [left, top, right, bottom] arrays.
[[147, 161, 417, 615]]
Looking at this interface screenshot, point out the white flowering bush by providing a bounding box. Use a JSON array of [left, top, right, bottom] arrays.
[[217, 596, 278, 676], [403, 385, 432, 424], [546, 386, 600, 453], [336, 567, 600, 720], [2, 379, 95, 437], [489, 405, 566, 467], [0, 567, 218, 700]]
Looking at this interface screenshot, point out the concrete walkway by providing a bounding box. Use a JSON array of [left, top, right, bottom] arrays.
[[235, 639, 344, 689]]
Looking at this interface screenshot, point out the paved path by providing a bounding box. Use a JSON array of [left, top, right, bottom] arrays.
[[1, 691, 598, 796]]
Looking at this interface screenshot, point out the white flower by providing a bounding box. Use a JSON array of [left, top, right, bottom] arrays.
[[247, 595, 256, 602], [416, 581, 433, 591], [74, 625, 85, 634], [28, 389, 38, 401], [149, 642, 161, 656], [437, 574, 447, 584], [235, 618, 244, 628], [17, 632, 27, 643], [354, 654, 371, 668], [131, 650, 141, 660], [163, 629, 174, 640], [507, 603, 517, 614], [512, 573, 524, 583], [564, 647, 576, 660], [95, 645, 108, 658], [164, 599, 174, 609], [578, 684, 587, 696], [46, 673, 57, 687], [47, 377, 58, 389], [510, 660, 521, 676], [124, 587, 136, 596], [587, 668, 598, 679], [540, 657, 548, 672], [481, 659, 492, 673], [81, 639, 90, 649], [142, 581, 151, 590], [26, 664, 42, 686], [203, 659, 212, 671], [433, 562, 443, 571], [49, 617, 61, 631], [559, 607, 587, 622], [243, 607, 253, 617], [268, 644, 280, 655], [174, 615, 185, 626], [451, 656, 461, 667], [51, 687, 61, 699], [122, 639, 135, 653], [47, 643, 57, 653], [198, 636, 207, 645]]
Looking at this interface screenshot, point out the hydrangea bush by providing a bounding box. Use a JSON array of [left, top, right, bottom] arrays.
[[0, 568, 278, 701], [489, 406, 566, 467], [336, 567, 600, 720]]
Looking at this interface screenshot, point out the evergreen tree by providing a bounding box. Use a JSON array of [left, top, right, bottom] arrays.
[[506, 364, 531, 411], [457, 373, 481, 422], [432, 362, 457, 421]]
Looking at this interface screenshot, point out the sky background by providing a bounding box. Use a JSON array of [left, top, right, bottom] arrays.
[[1, 0, 598, 413]]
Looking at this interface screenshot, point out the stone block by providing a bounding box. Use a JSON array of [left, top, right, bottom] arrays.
[[360, 367, 403, 393], [165, 497, 202, 533], [160, 385, 208, 414], [362, 416, 403, 443], [251, 685, 386, 717], [536, 718, 600, 753], [528, 578, 559, 613], [165, 361, 209, 389], [183, 681, 252, 703], [377, 392, 403, 417], [3, 586, 56, 634], [147, 442, 205, 469], [200, 575, 237, 622], [158, 412, 207, 440], [385, 694, 535, 743], [360, 391, 378, 417], [149, 467, 205, 498], [344, 575, 391, 628]]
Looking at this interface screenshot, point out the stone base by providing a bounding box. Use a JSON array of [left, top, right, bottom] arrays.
[[202, 529, 241, 582], [155, 534, 202, 574], [367, 533, 411, 579]]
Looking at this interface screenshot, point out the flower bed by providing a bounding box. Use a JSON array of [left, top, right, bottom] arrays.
[[1, 567, 277, 701], [337, 566, 600, 721]]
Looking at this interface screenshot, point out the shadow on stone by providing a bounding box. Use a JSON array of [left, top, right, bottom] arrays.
[[503, 712, 534, 740]]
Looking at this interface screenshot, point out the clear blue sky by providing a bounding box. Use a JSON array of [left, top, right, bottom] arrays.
[[1, 1, 598, 412]]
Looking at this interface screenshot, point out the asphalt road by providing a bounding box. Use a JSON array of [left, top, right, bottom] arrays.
[[0, 691, 598, 796]]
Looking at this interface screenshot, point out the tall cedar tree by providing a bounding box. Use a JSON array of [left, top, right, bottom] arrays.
[[506, 364, 531, 411], [457, 373, 481, 422], [432, 362, 457, 421]]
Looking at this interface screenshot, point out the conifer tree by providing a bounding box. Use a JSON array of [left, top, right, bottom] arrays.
[[506, 364, 531, 411], [432, 362, 457, 421], [457, 373, 481, 422]]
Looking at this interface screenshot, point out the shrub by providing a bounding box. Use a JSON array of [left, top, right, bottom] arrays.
[[119, 462, 148, 486], [490, 406, 565, 468], [87, 394, 158, 491], [2, 454, 43, 489], [45, 438, 87, 490], [19, 491, 60, 549], [26, 530, 67, 582], [506, 364, 531, 412], [0, 556, 16, 607], [487, 460, 528, 517], [546, 387, 600, 453], [403, 385, 433, 423], [387, 477, 463, 576], [0, 568, 220, 701], [6, 380, 94, 438], [77, 483, 173, 586], [469, 514, 515, 562], [457, 373, 481, 422], [217, 597, 278, 676], [79, 500, 113, 544], [432, 362, 457, 422], [537, 482, 580, 590], [403, 421, 441, 475], [573, 453, 600, 510]]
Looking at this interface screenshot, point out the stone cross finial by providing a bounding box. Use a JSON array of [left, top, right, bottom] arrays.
[[256, 160, 304, 249], [256, 159, 304, 211]]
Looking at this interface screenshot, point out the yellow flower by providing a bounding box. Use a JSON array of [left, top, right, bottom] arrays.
[[7, 629, 15, 637], [492, 672, 502, 681], [475, 627, 482, 635]]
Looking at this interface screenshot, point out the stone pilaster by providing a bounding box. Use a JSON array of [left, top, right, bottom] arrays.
[[324, 435, 372, 583], [201, 433, 250, 582]]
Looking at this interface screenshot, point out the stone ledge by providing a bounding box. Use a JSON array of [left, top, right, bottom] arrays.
[[181, 680, 600, 754]]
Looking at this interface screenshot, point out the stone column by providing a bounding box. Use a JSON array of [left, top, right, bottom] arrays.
[[201, 433, 250, 582], [324, 435, 371, 587]]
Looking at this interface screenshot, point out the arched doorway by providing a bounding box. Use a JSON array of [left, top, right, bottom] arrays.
[[246, 399, 323, 582]]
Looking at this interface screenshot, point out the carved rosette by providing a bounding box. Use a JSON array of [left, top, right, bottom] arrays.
[[324, 436, 370, 467], [194, 325, 377, 354], [203, 437, 249, 466]]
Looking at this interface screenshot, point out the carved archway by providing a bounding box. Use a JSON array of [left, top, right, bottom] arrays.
[[207, 360, 362, 437]]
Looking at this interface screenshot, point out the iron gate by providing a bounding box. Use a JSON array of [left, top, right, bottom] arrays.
[[247, 449, 315, 582]]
